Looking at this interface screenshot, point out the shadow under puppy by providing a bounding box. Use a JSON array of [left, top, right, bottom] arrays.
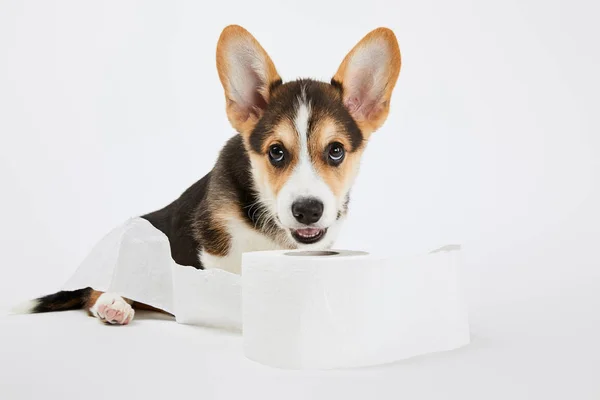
[[16, 25, 401, 324]]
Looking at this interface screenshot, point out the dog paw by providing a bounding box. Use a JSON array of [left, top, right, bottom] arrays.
[[90, 293, 134, 325]]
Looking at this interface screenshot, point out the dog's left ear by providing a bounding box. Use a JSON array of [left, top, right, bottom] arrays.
[[332, 28, 401, 138], [216, 25, 281, 136]]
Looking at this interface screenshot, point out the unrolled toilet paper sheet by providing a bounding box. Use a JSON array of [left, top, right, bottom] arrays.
[[62, 218, 243, 330], [60, 217, 469, 369]]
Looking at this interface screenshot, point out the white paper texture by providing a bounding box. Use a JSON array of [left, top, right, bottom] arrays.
[[60, 218, 469, 369], [61, 218, 242, 328], [241, 248, 469, 369], [172, 264, 242, 331]]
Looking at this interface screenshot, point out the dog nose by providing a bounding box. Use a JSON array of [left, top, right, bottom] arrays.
[[291, 198, 324, 225]]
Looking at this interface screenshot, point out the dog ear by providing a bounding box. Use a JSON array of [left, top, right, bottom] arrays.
[[332, 28, 401, 138], [216, 25, 281, 136]]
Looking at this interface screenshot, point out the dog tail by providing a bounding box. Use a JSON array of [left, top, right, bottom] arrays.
[[10, 288, 92, 314]]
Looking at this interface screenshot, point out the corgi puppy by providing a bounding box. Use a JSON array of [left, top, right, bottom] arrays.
[[15, 25, 401, 325]]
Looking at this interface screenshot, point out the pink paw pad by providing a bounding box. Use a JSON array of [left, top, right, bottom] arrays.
[[92, 294, 135, 325]]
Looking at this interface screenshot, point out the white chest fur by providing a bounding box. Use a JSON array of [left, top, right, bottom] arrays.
[[199, 219, 284, 275]]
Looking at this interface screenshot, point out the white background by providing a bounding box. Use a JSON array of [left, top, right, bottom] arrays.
[[0, 0, 599, 399]]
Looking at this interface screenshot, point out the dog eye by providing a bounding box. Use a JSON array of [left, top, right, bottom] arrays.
[[268, 144, 285, 165], [327, 142, 345, 165]]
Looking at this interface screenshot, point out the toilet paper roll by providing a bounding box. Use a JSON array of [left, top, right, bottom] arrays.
[[241, 248, 469, 370], [57, 217, 468, 369]]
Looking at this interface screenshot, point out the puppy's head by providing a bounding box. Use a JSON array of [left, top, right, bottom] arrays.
[[216, 25, 401, 247]]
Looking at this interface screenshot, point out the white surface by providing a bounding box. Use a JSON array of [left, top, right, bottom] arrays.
[[1, 284, 598, 400], [0, 0, 599, 398], [242, 249, 469, 370]]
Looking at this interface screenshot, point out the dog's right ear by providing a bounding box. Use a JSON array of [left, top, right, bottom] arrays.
[[216, 25, 281, 136]]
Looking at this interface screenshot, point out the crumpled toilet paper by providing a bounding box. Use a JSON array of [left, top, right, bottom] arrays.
[[62, 217, 243, 330], [60, 217, 469, 369]]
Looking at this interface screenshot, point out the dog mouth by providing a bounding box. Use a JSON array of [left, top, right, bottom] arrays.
[[291, 227, 327, 244]]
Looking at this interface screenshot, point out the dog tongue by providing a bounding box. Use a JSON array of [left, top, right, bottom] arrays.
[[296, 228, 321, 237]]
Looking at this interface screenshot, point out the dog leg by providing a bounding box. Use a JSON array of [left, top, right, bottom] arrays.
[[87, 291, 135, 325]]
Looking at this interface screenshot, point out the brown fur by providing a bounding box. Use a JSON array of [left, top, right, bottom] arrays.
[[310, 117, 365, 198], [193, 195, 235, 257], [252, 119, 299, 196]]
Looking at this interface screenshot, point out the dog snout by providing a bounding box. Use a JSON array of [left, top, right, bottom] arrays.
[[291, 197, 324, 225]]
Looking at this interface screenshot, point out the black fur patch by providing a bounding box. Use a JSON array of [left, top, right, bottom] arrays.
[[32, 288, 91, 313], [269, 78, 283, 93], [143, 174, 209, 268], [330, 78, 343, 93]]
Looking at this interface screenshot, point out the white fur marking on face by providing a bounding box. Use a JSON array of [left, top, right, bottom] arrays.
[[294, 96, 311, 152], [276, 96, 338, 232], [90, 293, 134, 325]]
